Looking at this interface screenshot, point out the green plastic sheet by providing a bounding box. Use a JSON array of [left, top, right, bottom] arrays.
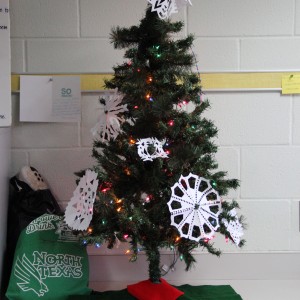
[[69, 285, 243, 300]]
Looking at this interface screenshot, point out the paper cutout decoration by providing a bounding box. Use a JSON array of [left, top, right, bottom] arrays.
[[136, 138, 169, 161], [222, 208, 244, 245], [147, 0, 177, 19], [65, 170, 99, 231], [147, 0, 192, 19], [168, 173, 221, 241], [91, 89, 128, 142]]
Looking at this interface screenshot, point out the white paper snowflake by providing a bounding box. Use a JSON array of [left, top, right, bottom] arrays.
[[64, 170, 99, 231], [136, 138, 169, 161], [147, 0, 192, 19], [167, 173, 222, 241], [222, 208, 244, 245], [147, 0, 177, 19], [91, 89, 128, 142]]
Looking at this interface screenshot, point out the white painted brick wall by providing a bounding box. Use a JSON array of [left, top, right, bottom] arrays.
[[80, 0, 146, 37], [193, 38, 239, 71], [241, 38, 300, 70], [8, 0, 300, 283], [204, 92, 291, 146], [291, 200, 300, 250], [81, 94, 103, 147], [26, 39, 124, 73], [10, 0, 79, 38], [293, 95, 300, 144], [188, 0, 294, 37], [241, 147, 300, 198], [215, 147, 240, 199], [10, 40, 24, 72]]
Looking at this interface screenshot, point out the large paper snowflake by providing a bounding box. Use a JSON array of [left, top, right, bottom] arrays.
[[136, 138, 169, 161], [167, 173, 222, 241], [64, 170, 99, 231], [147, 0, 192, 19], [222, 208, 244, 245], [91, 89, 128, 142]]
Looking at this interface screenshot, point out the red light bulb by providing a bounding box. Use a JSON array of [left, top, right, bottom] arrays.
[[168, 120, 174, 126]]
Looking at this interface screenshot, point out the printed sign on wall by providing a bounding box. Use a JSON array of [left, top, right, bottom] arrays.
[[20, 76, 81, 122], [0, 0, 11, 126]]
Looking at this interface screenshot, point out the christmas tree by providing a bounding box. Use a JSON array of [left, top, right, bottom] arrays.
[[70, 3, 245, 285]]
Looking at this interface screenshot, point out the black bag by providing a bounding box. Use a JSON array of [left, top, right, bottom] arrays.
[[1, 176, 62, 297]]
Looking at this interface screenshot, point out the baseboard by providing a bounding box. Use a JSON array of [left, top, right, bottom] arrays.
[[88, 252, 300, 283]]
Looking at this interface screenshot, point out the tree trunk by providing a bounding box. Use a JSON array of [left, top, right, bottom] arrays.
[[146, 246, 161, 283]]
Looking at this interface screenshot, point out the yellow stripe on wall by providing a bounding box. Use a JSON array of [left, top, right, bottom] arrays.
[[11, 72, 297, 92]]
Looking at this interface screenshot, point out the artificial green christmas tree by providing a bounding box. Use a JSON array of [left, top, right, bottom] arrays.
[[70, 3, 245, 288]]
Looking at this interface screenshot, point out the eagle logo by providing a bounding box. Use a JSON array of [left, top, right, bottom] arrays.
[[14, 254, 48, 297]]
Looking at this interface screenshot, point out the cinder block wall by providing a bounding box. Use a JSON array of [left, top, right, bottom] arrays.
[[9, 0, 300, 280]]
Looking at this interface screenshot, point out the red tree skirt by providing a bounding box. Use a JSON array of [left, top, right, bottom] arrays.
[[127, 278, 184, 300]]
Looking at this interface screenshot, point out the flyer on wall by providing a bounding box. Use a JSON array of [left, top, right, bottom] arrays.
[[0, 0, 11, 127]]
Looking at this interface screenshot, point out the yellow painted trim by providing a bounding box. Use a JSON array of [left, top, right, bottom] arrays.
[[11, 74, 113, 92], [201, 72, 287, 90], [11, 72, 298, 92]]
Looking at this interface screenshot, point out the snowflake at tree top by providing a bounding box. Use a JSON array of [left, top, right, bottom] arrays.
[[79, 3, 245, 284]]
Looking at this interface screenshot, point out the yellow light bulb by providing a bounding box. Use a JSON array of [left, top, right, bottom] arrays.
[[129, 138, 136, 145]]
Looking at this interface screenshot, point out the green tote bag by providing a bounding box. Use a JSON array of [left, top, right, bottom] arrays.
[[6, 214, 91, 300]]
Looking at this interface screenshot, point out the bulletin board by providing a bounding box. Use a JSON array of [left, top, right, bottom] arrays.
[[0, 0, 10, 126]]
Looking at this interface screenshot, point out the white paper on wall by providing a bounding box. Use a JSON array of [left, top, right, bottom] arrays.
[[0, 0, 11, 127], [20, 76, 81, 122], [52, 76, 81, 120]]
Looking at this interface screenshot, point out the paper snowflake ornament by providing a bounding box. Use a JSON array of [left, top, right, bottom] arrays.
[[91, 89, 128, 142], [168, 173, 222, 241], [222, 208, 244, 245], [65, 170, 99, 231], [147, 0, 192, 19], [136, 138, 169, 161], [147, 0, 177, 19]]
